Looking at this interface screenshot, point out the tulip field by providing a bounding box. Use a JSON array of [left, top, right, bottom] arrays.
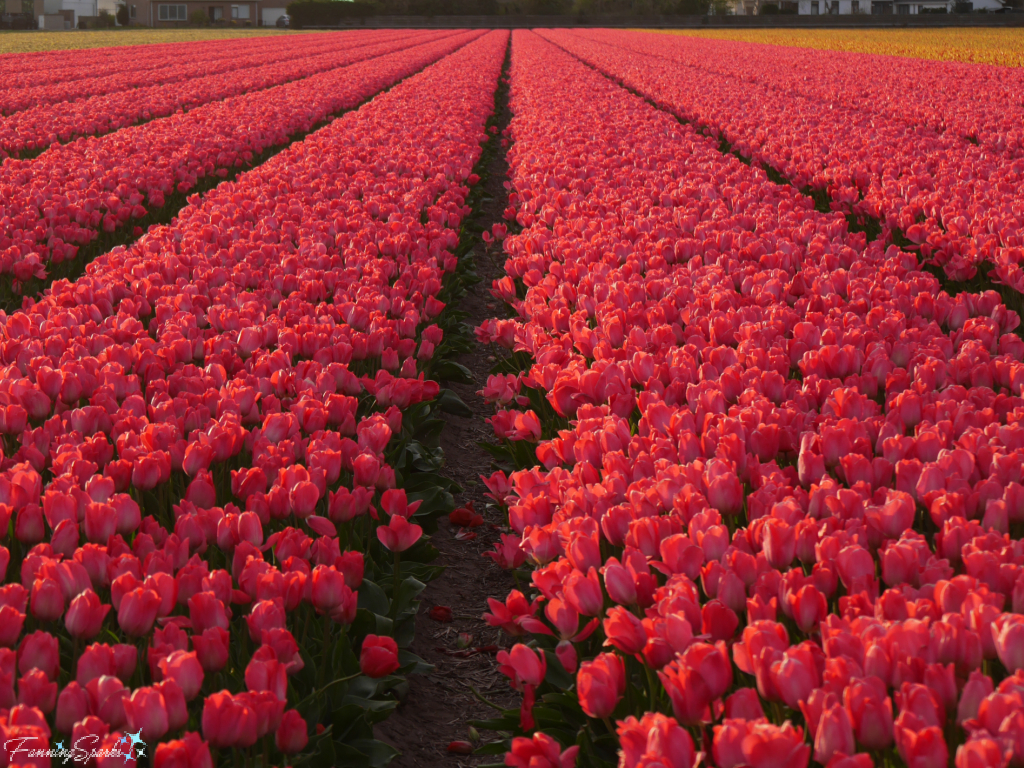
[[2, 23, 1024, 768]]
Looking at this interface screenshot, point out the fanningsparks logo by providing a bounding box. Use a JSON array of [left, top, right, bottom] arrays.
[[5, 730, 147, 765]]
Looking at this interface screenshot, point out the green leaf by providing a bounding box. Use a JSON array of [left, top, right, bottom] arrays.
[[475, 741, 511, 756], [543, 649, 576, 690], [348, 739, 399, 768], [398, 649, 434, 675], [433, 360, 474, 384], [437, 388, 474, 417], [357, 580, 390, 617], [412, 417, 447, 446], [392, 576, 426, 616]]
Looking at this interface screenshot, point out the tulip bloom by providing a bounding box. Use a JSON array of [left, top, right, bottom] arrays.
[[577, 652, 625, 719], [65, 589, 111, 640], [506, 732, 579, 768], [310, 565, 354, 617], [117, 587, 161, 638], [360, 635, 400, 678], [618, 713, 693, 768], [202, 691, 258, 749], [56, 681, 91, 734], [376, 514, 423, 552], [157, 650, 205, 702], [192, 627, 230, 673], [992, 614, 1024, 672], [153, 732, 213, 768], [814, 704, 856, 765], [844, 678, 894, 750], [124, 686, 170, 741], [276, 709, 309, 754]]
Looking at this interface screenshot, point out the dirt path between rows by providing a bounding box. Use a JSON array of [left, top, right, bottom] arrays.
[[374, 40, 519, 768]]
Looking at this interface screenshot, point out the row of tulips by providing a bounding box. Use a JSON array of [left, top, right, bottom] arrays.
[[0, 32, 341, 91], [0, 32, 354, 116], [620, 31, 1024, 159], [475, 30, 1024, 768], [0, 30, 482, 302], [0, 30, 441, 160], [0, 29, 508, 768], [539, 30, 1024, 298]]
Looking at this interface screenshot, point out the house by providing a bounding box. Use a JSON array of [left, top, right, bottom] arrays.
[[794, 0, 1002, 10], [122, 0, 284, 24]]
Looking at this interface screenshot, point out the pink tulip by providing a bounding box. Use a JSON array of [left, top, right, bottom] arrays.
[[376, 514, 422, 552]]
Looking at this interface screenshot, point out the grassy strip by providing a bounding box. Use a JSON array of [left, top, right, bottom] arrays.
[[0, 28, 310, 55]]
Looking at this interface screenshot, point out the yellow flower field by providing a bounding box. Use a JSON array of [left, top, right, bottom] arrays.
[[0, 28, 304, 54], [652, 28, 1024, 67]]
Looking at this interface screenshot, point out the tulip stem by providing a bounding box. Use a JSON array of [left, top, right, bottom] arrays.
[[295, 671, 362, 710], [644, 664, 659, 711], [390, 549, 402, 621], [301, 606, 311, 649], [602, 716, 615, 736], [465, 682, 506, 712], [319, 615, 332, 689]]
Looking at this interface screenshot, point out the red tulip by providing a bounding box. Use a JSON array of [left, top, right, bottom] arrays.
[[202, 691, 258, 749], [618, 713, 693, 768], [18, 631, 60, 681], [310, 565, 353, 617], [155, 679, 189, 732], [702, 599, 739, 641], [955, 737, 1010, 768], [55, 681, 91, 734], [0, 604, 26, 647], [741, 721, 811, 768], [360, 634, 400, 678], [188, 592, 230, 634], [244, 656, 288, 701], [87, 674, 129, 729], [275, 709, 308, 754], [117, 587, 161, 637], [505, 732, 579, 768], [895, 716, 948, 768], [723, 688, 765, 720], [844, 677, 894, 750], [18, 669, 57, 713], [992, 614, 1024, 673], [29, 577, 64, 622], [603, 605, 648, 655], [430, 605, 454, 622], [191, 627, 230, 674], [770, 645, 821, 710], [577, 652, 625, 719], [158, 650, 205, 702], [376, 514, 422, 552], [65, 589, 111, 640], [124, 686, 170, 741], [564, 567, 603, 617], [153, 732, 213, 768], [814, 704, 856, 765], [958, 670, 994, 725]]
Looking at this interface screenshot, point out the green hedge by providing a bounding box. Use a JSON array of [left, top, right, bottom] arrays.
[[286, 1, 377, 26]]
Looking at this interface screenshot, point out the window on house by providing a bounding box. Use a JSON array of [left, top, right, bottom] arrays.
[[811, 0, 819, 10], [851, 0, 859, 10], [896, 2, 909, 10], [129, 3, 136, 16], [230, 4, 249, 17], [158, 3, 186, 18]]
